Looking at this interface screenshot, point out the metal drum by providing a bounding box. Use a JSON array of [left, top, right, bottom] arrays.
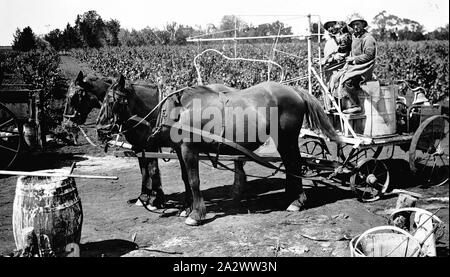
[[359, 82, 398, 137]]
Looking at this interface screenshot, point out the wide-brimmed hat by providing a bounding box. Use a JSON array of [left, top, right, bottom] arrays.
[[323, 20, 338, 31], [348, 15, 368, 28]]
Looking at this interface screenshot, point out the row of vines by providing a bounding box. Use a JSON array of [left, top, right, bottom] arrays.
[[71, 40, 449, 103]]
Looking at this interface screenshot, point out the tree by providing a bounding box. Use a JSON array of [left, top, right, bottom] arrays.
[[427, 24, 449, 40], [371, 10, 426, 41], [62, 23, 83, 49], [12, 26, 37, 51], [45, 29, 63, 50], [174, 25, 195, 45], [219, 15, 248, 37], [154, 29, 171, 45], [165, 22, 178, 44], [140, 27, 161, 45], [75, 10, 106, 48], [105, 19, 121, 46]]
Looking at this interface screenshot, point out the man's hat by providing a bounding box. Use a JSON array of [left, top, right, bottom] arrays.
[[348, 15, 368, 28], [323, 20, 338, 31]]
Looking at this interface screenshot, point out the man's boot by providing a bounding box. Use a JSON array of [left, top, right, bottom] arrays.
[[342, 79, 362, 114]]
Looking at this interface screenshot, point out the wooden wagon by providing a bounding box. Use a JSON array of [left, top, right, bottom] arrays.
[[108, 14, 448, 202], [0, 74, 46, 169]]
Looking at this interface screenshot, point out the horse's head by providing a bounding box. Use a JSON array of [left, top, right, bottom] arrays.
[[63, 71, 104, 126], [95, 74, 134, 138]]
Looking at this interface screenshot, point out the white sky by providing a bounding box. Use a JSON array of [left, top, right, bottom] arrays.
[[0, 0, 448, 45]]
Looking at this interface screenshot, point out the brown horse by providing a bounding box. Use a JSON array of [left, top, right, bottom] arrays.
[[63, 71, 113, 128], [96, 75, 241, 214], [108, 77, 339, 225], [63, 71, 165, 210]]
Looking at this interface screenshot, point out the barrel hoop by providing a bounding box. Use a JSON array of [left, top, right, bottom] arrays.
[[15, 186, 78, 197], [19, 198, 81, 213]]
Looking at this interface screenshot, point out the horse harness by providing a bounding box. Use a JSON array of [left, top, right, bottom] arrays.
[[108, 86, 308, 181]]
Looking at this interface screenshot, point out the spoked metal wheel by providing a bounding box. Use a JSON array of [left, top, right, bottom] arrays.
[[338, 144, 384, 167], [299, 139, 330, 179], [0, 102, 22, 169], [409, 115, 449, 187], [299, 139, 330, 159], [350, 158, 390, 202]]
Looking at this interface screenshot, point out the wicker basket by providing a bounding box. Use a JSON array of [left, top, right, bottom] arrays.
[[350, 226, 422, 257]]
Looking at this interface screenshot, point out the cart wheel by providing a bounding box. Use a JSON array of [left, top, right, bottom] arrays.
[[409, 115, 449, 187], [299, 139, 330, 159], [299, 139, 330, 180], [350, 158, 390, 202], [339, 145, 383, 166], [0, 102, 22, 169]]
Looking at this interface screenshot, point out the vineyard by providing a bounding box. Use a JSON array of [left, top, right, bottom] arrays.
[[1, 40, 448, 130], [71, 40, 449, 103]]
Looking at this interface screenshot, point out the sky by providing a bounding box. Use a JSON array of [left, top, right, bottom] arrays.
[[0, 0, 448, 45]]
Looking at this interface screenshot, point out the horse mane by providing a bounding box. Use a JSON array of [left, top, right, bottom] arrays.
[[184, 85, 220, 96], [83, 75, 114, 85], [126, 80, 158, 90]]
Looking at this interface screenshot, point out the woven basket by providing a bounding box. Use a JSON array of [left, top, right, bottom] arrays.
[[350, 226, 422, 257]]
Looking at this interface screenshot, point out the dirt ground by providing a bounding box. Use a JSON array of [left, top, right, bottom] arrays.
[[0, 55, 448, 257]]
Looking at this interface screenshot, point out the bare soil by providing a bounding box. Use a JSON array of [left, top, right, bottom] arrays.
[[0, 55, 448, 257]]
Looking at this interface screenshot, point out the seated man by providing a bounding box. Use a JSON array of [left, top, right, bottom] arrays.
[[330, 15, 377, 114], [321, 20, 352, 111]]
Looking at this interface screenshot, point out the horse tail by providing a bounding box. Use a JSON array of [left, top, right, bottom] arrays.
[[295, 88, 341, 143]]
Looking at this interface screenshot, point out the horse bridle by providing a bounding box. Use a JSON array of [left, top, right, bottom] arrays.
[[101, 83, 185, 142], [96, 83, 129, 136], [63, 85, 85, 120]]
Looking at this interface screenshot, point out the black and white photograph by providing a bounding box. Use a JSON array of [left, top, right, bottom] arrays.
[[0, 0, 448, 262]]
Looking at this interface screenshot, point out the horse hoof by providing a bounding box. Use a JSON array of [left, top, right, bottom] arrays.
[[145, 204, 158, 211], [185, 217, 200, 226], [286, 204, 301, 212], [179, 210, 188, 217], [135, 200, 143, 207]]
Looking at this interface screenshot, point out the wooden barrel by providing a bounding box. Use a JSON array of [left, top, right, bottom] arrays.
[[12, 169, 83, 257], [359, 83, 398, 137]]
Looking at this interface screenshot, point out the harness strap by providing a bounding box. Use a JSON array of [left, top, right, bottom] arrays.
[[166, 123, 305, 180], [127, 115, 152, 127], [212, 90, 229, 167]]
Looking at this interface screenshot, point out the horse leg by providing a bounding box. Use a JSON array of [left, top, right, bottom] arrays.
[[180, 143, 206, 226], [147, 158, 165, 208], [136, 157, 164, 210], [277, 135, 307, 212], [174, 146, 193, 217], [231, 161, 246, 204]]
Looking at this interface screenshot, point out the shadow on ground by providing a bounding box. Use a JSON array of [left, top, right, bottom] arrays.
[[80, 239, 138, 257], [161, 157, 432, 221], [5, 151, 88, 173]]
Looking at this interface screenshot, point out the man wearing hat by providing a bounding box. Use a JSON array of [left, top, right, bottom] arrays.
[[331, 15, 377, 114], [321, 20, 352, 111], [321, 21, 352, 77]]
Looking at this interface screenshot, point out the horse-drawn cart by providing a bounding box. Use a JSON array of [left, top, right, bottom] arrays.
[[64, 15, 448, 206], [0, 74, 45, 169]]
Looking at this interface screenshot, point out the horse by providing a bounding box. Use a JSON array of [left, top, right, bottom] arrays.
[[107, 76, 340, 226], [96, 75, 244, 214], [63, 71, 114, 144], [62, 71, 165, 210], [63, 71, 113, 125]]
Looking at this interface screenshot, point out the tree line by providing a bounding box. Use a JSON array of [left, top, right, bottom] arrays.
[[11, 10, 449, 52]]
